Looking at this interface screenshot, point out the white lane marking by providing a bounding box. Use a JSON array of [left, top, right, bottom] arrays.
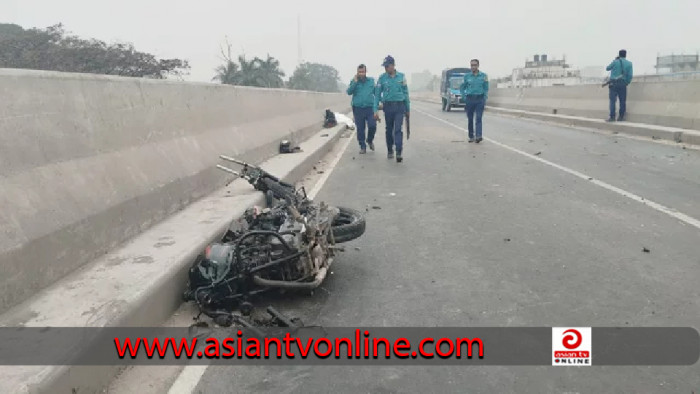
[[415, 108, 700, 231], [308, 131, 354, 200], [167, 365, 209, 394], [166, 129, 354, 394]]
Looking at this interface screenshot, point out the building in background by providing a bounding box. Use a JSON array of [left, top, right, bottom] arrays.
[[493, 51, 700, 88], [655, 53, 700, 73], [580, 66, 606, 84], [632, 53, 700, 82], [497, 54, 585, 88]]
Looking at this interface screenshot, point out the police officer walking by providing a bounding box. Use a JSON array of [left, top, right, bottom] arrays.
[[346, 64, 377, 154], [374, 55, 410, 163], [459, 59, 489, 143], [606, 49, 633, 122]]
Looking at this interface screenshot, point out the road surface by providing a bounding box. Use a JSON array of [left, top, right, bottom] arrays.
[[188, 102, 700, 393]]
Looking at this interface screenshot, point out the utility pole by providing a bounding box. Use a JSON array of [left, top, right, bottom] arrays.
[[297, 14, 302, 66]]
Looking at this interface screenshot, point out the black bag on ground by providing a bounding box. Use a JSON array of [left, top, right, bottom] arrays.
[[323, 109, 337, 128]]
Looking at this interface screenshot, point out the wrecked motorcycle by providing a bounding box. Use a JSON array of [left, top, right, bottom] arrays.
[[183, 156, 365, 324]]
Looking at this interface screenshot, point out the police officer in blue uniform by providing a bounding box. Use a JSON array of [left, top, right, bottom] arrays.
[[374, 55, 410, 163], [459, 59, 489, 143], [606, 49, 634, 122], [346, 64, 377, 154]]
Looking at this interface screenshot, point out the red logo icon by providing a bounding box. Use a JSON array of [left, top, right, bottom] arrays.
[[553, 327, 591, 366], [562, 329, 582, 350]]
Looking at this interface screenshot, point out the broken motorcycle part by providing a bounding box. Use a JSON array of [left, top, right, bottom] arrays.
[[184, 156, 367, 316]]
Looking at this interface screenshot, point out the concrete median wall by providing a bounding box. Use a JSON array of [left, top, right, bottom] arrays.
[[0, 68, 348, 314], [487, 80, 700, 131]]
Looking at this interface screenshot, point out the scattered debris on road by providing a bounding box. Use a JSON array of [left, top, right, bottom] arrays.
[[534, 151, 542, 156], [372, 206, 382, 210], [504, 238, 511, 242], [279, 140, 302, 153], [643, 247, 651, 253]]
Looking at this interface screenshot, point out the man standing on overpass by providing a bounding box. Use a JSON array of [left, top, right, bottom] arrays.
[[606, 49, 634, 122], [374, 55, 410, 163], [460, 59, 489, 143], [346, 64, 377, 154]]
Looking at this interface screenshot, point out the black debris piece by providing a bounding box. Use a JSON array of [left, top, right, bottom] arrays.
[[323, 109, 337, 128]]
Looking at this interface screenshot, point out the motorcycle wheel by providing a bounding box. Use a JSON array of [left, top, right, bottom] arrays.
[[331, 206, 366, 243]]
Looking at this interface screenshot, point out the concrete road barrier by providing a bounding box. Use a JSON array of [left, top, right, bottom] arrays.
[[486, 80, 700, 132], [0, 68, 349, 315]]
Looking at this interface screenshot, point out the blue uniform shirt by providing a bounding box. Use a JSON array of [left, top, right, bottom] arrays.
[[346, 77, 376, 108], [606, 58, 633, 86], [374, 71, 410, 113], [460, 71, 489, 100]]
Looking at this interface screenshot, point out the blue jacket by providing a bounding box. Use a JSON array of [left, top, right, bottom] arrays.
[[460, 71, 489, 100], [346, 77, 376, 108], [606, 58, 633, 86], [374, 71, 410, 113]]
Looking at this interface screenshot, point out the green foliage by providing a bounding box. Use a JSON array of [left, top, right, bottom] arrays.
[[213, 40, 285, 88], [0, 23, 190, 78], [287, 62, 341, 92]]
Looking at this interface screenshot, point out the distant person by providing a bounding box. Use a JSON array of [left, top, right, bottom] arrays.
[[459, 59, 489, 143], [374, 55, 410, 163], [606, 49, 634, 122], [346, 64, 377, 154]]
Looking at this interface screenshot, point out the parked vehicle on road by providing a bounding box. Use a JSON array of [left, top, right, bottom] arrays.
[[441, 67, 470, 111]]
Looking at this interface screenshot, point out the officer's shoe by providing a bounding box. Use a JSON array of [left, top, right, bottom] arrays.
[[475, 138, 483, 143], [617, 116, 625, 122], [368, 141, 375, 151], [605, 117, 615, 122], [396, 154, 403, 163], [387, 152, 394, 159], [359, 148, 367, 154], [468, 138, 475, 143]]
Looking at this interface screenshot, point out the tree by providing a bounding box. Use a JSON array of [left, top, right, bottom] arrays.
[[212, 39, 285, 88], [0, 23, 190, 79], [255, 54, 285, 88], [287, 62, 341, 92]]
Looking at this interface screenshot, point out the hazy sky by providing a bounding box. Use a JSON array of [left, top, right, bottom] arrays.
[[3, 0, 700, 85]]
